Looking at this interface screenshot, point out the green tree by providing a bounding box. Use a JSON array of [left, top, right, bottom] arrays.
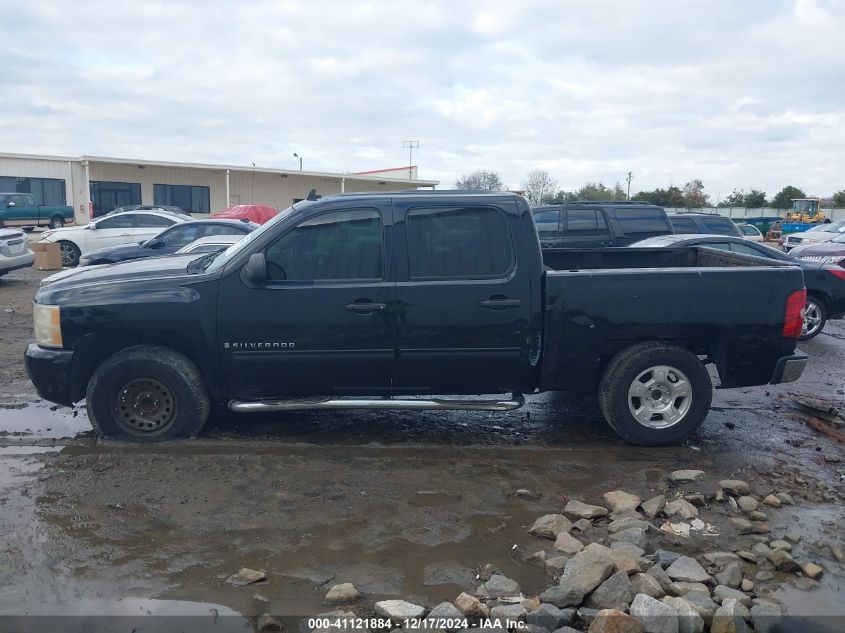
[[770, 186, 807, 209], [833, 190, 845, 207], [743, 189, 767, 208], [719, 189, 745, 207], [682, 179, 709, 207], [632, 186, 685, 207], [454, 169, 504, 191]]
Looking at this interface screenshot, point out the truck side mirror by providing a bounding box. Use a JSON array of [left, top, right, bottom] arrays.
[[243, 252, 267, 285]]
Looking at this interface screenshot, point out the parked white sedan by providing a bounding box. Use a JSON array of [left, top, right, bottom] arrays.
[[0, 228, 35, 276], [736, 223, 764, 242], [38, 210, 186, 267]]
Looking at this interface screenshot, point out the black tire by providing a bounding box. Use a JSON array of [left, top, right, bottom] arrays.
[[49, 216, 65, 229], [59, 240, 80, 267], [599, 341, 712, 446], [86, 345, 210, 442], [799, 296, 826, 341]]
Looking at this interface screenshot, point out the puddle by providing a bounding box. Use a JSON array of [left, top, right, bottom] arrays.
[[0, 445, 64, 455], [0, 401, 90, 440]]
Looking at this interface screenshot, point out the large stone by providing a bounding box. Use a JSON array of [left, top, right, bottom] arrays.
[[609, 527, 646, 549], [629, 593, 679, 633], [802, 561, 823, 579], [565, 500, 610, 519], [666, 583, 709, 598], [749, 603, 782, 633], [663, 500, 698, 520], [730, 517, 753, 534], [775, 492, 794, 505], [681, 592, 719, 626], [572, 518, 593, 532], [761, 494, 781, 508], [374, 600, 426, 621], [766, 549, 800, 572], [666, 557, 711, 583], [654, 550, 682, 567], [641, 496, 666, 519], [713, 585, 751, 607], [454, 592, 489, 617], [661, 597, 705, 633], [608, 547, 641, 575], [530, 514, 574, 539], [526, 603, 575, 630], [736, 496, 758, 513], [631, 573, 666, 598], [646, 564, 672, 590], [586, 570, 635, 610], [546, 555, 570, 573], [427, 601, 464, 626], [325, 583, 361, 603], [490, 603, 527, 621], [540, 543, 615, 607], [226, 567, 267, 586], [719, 480, 751, 496], [669, 470, 705, 484], [710, 600, 751, 633], [608, 516, 651, 534], [555, 532, 585, 555], [701, 552, 740, 567], [257, 614, 283, 631], [588, 609, 644, 633], [714, 563, 742, 589], [484, 574, 522, 599], [604, 491, 642, 513]]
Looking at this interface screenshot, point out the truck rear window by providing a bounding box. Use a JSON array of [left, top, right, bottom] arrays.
[[615, 208, 669, 234], [701, 216, 740, 236], [406, 206, 514, 279]]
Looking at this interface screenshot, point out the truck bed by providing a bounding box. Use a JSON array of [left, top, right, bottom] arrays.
[[539, 246, 805, 392]]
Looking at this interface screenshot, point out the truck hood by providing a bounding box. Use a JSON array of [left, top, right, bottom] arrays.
[[82, 241, 148, 261], [40, 254, 202, 290]]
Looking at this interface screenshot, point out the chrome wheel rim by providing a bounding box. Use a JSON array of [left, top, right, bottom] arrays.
[[60, 243, 76, 266], [50, 218, 63, 228], [111, 377, 177, 437], [628, 365, 692, 429], [802, 301, 822, 336]]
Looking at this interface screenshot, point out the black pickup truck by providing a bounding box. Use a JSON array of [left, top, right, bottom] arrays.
[[25, 191, 808, 445]]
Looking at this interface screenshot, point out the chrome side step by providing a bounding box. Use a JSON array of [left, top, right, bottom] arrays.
[[228, 393, 525, 413]]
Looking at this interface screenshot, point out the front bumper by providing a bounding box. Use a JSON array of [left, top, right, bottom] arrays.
[[770, 352, 808, 384], [24, 343, 77, 406], [0, 250, 35, 273]]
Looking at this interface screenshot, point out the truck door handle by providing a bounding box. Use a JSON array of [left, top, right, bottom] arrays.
[[345, 301, 386, 313], [480, 297, 522, 310]]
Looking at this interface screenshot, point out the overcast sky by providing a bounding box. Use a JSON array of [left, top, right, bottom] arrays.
[[2, 0, 844, 199]]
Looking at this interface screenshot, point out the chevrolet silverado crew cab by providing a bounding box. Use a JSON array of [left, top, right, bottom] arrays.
[[26, 191, 808, 445], [0, 193, 74, 228]]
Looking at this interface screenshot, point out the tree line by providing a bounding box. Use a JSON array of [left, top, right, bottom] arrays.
[[454, 169, 845, 209]]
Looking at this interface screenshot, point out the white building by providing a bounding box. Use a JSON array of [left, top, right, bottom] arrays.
[[0, 152, 438, 223]]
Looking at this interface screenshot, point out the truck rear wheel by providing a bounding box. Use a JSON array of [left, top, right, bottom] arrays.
[[86, 346, 210, 442], [599, 342, 712, 446], [49, 216, 65, 229]]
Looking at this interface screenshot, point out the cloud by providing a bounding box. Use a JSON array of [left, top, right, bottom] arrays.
[[0, 0, 843, 197]]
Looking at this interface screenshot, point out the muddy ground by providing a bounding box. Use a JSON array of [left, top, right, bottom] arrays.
[[0, 266, 843, 631]]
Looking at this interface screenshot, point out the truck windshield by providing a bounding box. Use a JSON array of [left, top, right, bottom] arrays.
[[204, 203, 301, 273]]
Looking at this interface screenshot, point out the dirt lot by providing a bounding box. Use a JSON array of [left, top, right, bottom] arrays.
[[0, 266, 843, 631]]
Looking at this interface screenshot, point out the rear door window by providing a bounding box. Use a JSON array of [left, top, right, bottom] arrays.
[[615, 207, 669, 234], [96, 214, 138, 229], [701, 216, 740, 236], [406, 206, 514, 279], [564, 209, 610, 236], [533, 209, 561, 239], [670, 217, 698, 234], [137, 214, 176, 228]]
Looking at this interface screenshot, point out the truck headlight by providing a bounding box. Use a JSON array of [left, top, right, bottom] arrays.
[[33, 303, 63, 348]]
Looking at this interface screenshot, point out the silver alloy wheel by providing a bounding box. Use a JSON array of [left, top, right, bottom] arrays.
[[802, 300, 823, 337], [59, 242, 77, 266], [627, 365, 693, 429], [50, 217, 64, 229]]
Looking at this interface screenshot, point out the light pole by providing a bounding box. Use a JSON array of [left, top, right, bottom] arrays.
[[293, 153, 302, 171], [402, 140, 419, 179], [625, 171, 633, 200]]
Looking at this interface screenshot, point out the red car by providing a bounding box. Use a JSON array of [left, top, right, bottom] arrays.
[[213, 204, 278, 224]]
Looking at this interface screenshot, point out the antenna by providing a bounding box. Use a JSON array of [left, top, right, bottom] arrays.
[[402, 140, 419, 180]]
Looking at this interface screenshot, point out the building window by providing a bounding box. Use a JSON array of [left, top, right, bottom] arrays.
[[154, 184, 210, 213], [89, 181, 142, 217], [0, 176, 66, 206]]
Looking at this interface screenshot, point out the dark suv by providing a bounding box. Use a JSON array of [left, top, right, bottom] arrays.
[[668, 212, 743, 238], [532, 202, 673, 248]]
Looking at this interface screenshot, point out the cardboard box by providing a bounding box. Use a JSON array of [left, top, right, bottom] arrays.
[[31, 242, 62, 270]]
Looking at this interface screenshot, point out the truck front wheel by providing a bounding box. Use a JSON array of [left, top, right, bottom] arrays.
[[599, 342, 712, 446], [86, 346, 210, 442]]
